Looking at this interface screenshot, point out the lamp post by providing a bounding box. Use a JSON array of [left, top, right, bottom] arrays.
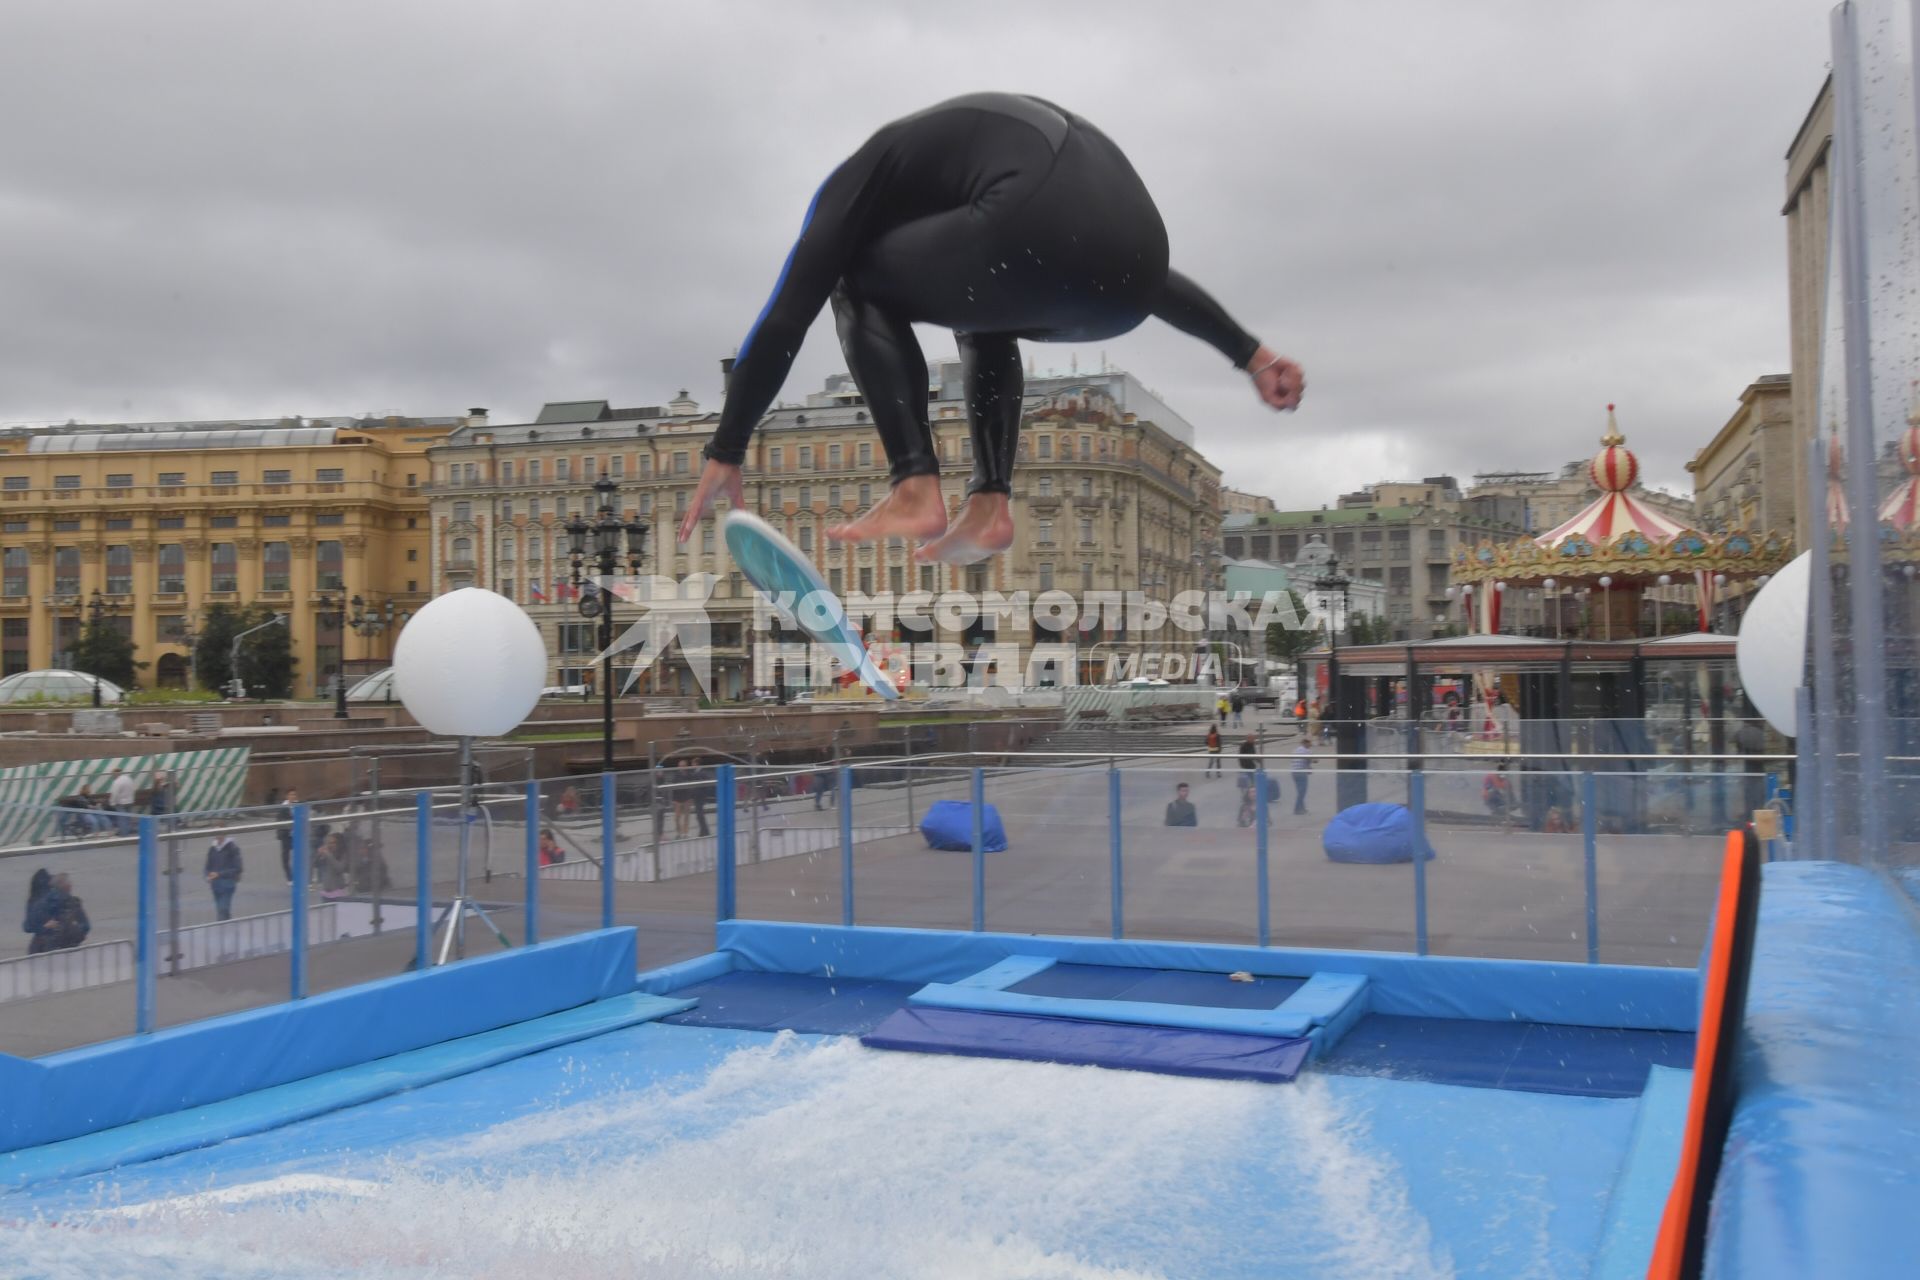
[[1598, 575, 1613, 641], [1655, 573, 1672, 638], [317, 594, 349, 718], [85, 588, 108, 705], [566, 476, 650, 772], [1543, 578, 1559, 640]]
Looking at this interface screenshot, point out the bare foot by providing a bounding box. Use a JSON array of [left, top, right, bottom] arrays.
[[914, 493, 1014, 565], [826, 475, 949, 543]]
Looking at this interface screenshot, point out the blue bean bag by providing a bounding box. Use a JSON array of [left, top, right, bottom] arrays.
[[920, 800, 1008, 852], [1323, 802, 1435, 864]]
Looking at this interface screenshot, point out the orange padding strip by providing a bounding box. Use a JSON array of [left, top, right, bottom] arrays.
[[1646, 831, 1747, 1280]]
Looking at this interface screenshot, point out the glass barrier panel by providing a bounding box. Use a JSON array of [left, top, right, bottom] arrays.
[[1593, 770, 1743, 967], [301, 792, 442, 995], [847, 764, 973, 932], [1421, 767, 1588, 963], [1268, 766, 1420, 954], [981, 764, 1112, 939], [732, 759, 845, 928], [535, 773, 609, 946], [607, 766, 724, 970], [150, 805, 295, 1031], [0, 802, 140, 1056], [1118, 764, 1259, 946]]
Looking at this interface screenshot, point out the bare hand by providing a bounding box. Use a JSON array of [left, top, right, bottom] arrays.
[[679, 458, 745, 544], [1249, 347, 1305, 412]]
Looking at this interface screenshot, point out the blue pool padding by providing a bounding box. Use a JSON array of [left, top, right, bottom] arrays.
[[635, 949, 738, 995], [1590, 1065, 1693, 1280], [1704, 862, 1920, 1280], [1317, 1014, 1693, 1098], [919, 799, 1006, 852], [0, 992, 692, 1189], [909, 982, 1317, 1038], [1006, 962, 1307, 1009], [1322, 802, 1436, 864], [715, 921, 1699, 1032], [659, 971, 920, 1036], [953, 955, 1057, 989], [0, 928, 639, 1155], [863, 1006, 1311, 1083]]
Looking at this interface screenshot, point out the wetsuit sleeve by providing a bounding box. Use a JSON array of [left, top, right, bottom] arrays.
[[1152, 270, 1262, 369], [706, 135, 896, 466]]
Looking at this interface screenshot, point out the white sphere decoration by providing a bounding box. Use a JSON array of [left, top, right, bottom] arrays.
[[1494, 581, 1506, 593], [1543, 577, 1557, 590], [1657, 573, 1672, 587], [1599, 575, 1613, 588], [393, 588, 547, 738], [1715, 573, 1728, 588], [1736, 552, 1810, 738]]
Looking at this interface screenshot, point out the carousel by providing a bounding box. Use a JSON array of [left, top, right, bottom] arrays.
[[1449, 406, 1792, 639]]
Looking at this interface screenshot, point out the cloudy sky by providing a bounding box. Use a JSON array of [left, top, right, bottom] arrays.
[[0, 0, 1833, 507]]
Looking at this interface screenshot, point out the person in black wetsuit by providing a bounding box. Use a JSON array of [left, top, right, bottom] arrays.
[[679, 92, 1305, 563]]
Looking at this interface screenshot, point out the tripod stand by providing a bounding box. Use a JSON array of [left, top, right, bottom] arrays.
[[429, 736, 512, 964]]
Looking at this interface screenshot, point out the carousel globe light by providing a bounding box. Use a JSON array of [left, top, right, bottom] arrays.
[[393, 587, 547, 738], [1715, 573, 1728, 587], [1494, 581, 1506, 593], [1599, 575, 1613, 588], [1543, 577, 1556, 589], [1736, 551, 1810, 737], [1658, 573, 1672, 587]]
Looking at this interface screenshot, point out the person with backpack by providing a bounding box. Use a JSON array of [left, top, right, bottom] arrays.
[[25, 872, 89, 953], [204, 833, 242, 921], [1204, 724, 1223, 778]]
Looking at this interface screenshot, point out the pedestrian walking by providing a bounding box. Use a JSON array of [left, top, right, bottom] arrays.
[[108, 769, 137, 834], [277, 788, 298, 883], [1205, 725, 1223, 779]]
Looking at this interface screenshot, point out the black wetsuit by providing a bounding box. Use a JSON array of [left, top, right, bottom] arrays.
[[706, 93, 1262, 495]]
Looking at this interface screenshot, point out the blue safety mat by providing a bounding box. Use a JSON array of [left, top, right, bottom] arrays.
[[1006, 963, 1306, 1009], [659, 971, 920, 1036], [863, 1006, 1311, 1083], [1319, 1014, 1694, 1098]]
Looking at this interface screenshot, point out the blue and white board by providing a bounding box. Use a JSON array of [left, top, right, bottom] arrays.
[[723, 510, 897, 700]]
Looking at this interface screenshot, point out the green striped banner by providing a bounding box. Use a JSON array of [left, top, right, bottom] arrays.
[[0, 746, 251, 847]]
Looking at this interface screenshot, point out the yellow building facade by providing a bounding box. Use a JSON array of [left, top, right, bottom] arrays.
[[0, 415, 461, 695]]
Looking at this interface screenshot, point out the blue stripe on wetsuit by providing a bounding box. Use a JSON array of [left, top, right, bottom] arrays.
[[736, 177, 829, 365]]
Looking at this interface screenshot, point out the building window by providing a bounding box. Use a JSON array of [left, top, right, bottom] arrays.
[[858, 482, 872, 507], [1428, 528, 1448, 553], [1099, 438, 1112, 460], [798, 446, 813, 470], [1038, 475, 1053, 497], [315, 512, 344, 526], [1080, 435, 1092, 461], [528, 459, 543, 483], [961, 439, 974, 462], [209, 514, 238, 528], [1079, 518, 1093, 543], [499, 461, 515, 485], [1038, 562, 1054, 591], [158, 544, 186, 593], [53, 546, 79, 595], [1037, 436, 1052, 460], [675, 490, 688, 516], [263, 542, 290, 591], [920, 565, 937, 591], [157, 614, 187, 644], [889, 565, 904, 594], [211, 542, 238, 592], [829, 567, 843, 593], [105, 517, 132, 531], [828, 443, 842, 468], [52, 518, 79, 532], [1389, 566, 1411, 591], [498, 580, 514, 601], [157, 515, 185, 529], [264, 469, 291, 485], [769, 446, 784, 471], [211, 470, 238, 485], [407, 579, 417, 592], [638, 493, 651, 516], [1036, 518, 1054, 545], [1080, 476, 1093, 498], [701, 524, 715, 555], [858, 567, 874, 594], [106, 544, 132, 594], [1, 521, 24, 534], [799, 526, 814, 553], [639, 454, 652, 478], [673, 452, 689, 476], [555, 458, 571, 483], [452, 501, 471, 523], [450, 537, 473, 564], [53, 475, 80, 489], [107, 473, 133, 489], [582, 456, 596, 481], [1, 548, 26, 597], [2, 618, 25, 676], [610, 455, 625, 479], [828, 484, 842, 508], [766, 485, 782, 510], [316, 540, 343, 590], [858, 442, 871, 466], [159, 472, 185, 487], [558, 622, 596, 654], [316, 468, 344, 483], [1081, 562, 1094, 590], [1, 477, 25, 491], [263, 514, 290, 528]]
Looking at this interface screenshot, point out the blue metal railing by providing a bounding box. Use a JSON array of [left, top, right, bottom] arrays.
[[28, 759, 1765, 1052]]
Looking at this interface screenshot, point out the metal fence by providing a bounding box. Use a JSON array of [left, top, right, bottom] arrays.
[[0, 749, 1800, 1058]]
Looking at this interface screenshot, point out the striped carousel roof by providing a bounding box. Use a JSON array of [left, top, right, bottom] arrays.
[[1878, 421, 1920, 531], [1534, 405, 1691, 546]]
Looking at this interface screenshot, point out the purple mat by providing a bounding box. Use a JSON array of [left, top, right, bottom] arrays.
[[861, 1006, 1310, 1084]]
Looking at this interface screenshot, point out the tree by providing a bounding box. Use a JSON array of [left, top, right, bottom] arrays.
[[70, 619, 144, 689], [1346, 612, 1394, 646], [1263, 590, 1320, 663], [195, 603, 296, 698]]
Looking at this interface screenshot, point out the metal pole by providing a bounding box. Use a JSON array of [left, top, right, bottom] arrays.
[[164, 827, 182, 978], [716, 763, 737, 930], [601, 594, 615, 772], [414, 790, 431, 972], [600, 769, 616, 930], [971, 766, 985, 932], [1410, 771, 1428, 957], [368, 756, 384, 935], [136, 815, 156, 1034], [1582, 771, 1600, 964], [839, 764, 854, 926], [1256, 765, 1270, 947], [454, 736, 473, 959], [290, 803, 309, 999], [524, 781, 541, 945], [1108, 766, 1123, 939]]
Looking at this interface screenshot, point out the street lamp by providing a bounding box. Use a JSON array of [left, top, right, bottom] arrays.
[[317, 594, 349, 718], [1543, 578, 1559, 640], [566, 476, 650, 771], [85, 588, 108, 706], [1598, 575, 1613, 641], [1655, 573, 1672, 638]]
